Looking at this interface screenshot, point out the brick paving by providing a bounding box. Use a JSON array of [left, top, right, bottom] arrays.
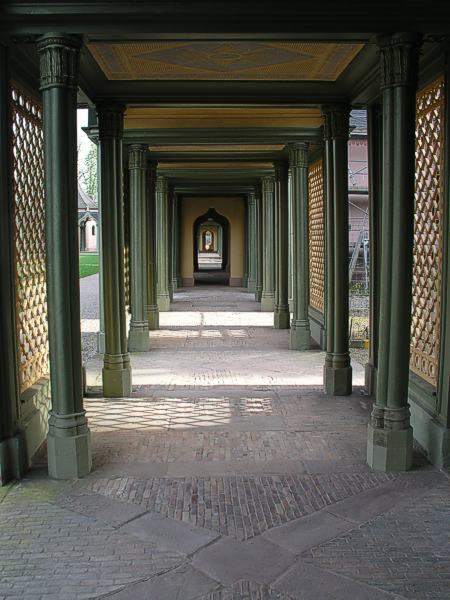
[[82, 472, 395, 540], [0, 483, 182, 600], [3, 286, 449, 599], [305, 480, 450, 600]]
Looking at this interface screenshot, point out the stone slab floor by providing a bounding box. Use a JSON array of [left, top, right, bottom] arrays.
[[1, 285, 449, 600]]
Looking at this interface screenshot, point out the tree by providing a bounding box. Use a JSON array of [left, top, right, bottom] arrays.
[[78, 142, 97, 199]]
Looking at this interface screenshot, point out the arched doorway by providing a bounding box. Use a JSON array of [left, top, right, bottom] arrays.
[[193, 208, 230, 285]]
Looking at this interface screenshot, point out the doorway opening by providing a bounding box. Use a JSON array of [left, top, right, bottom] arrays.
[[193, 208, 230, 285]]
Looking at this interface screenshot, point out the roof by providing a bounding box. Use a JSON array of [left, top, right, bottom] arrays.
[[78, 184, 97, 210], [350, 109, 367, 137]]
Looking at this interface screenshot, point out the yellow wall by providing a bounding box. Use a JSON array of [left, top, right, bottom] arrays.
[[181, 197, 245, 285]]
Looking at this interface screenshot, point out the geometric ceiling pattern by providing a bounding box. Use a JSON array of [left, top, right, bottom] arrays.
[[88, 41, 363, 81]]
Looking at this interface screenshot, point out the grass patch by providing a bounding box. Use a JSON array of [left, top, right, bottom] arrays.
[[79, 253, 99, 278]]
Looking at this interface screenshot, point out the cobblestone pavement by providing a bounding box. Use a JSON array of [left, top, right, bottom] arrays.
[[2, 286, 449, 599], [80, 272, 100, 365]]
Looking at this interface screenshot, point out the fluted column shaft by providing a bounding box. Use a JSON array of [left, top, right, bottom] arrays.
[[322, 105, 352, 395], [289, 142, 311, 350], [38, 34, 91, 478], [146, 160, 159, 329], [367, 33, 421, 471], [156, 175, 170, 311], [128, 144, 149, 351], [261, 176, 276, 311], [97, 103, 131, 398], [274, 161, 290, 329], [247, 192, 257, 292]]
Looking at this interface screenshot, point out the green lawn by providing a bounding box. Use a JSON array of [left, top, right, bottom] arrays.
[[79, 253, 99, 278]]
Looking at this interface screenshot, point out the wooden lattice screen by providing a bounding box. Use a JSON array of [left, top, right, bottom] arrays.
[[410, 76, 445, 387], [11, 85, 49, 393], [308, 159, 325, 313]]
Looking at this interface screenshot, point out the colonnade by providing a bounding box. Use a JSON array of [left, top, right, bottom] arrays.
[[0, 31, 436, 481]]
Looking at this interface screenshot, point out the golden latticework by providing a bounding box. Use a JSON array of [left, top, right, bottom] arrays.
[[11, 86, 49, 393], [308, 159, 325, 313], [410, 76, 445, 386]]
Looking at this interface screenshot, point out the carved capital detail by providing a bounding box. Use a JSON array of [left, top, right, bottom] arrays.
[[37, 34, 81, 91], [261, 176, 274, 194], [156, 175, 166, 195], [288, 142, 309, 169], [97, 103, 125, 140], [321, 105, 349, 141], [128, 144, 147, 170], [378, 33, 421, 90]]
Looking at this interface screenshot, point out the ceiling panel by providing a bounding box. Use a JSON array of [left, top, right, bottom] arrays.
[[88, 41, 363, 81]]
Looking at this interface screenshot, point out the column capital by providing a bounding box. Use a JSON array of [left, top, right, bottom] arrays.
[[37, 33, 81, 91], [377, 33, 422, 90], [156, 174, 166, 194], [96, 103, 125, 140], [288, 142, 309, 169], [248, 190, 257, 205], [128, 144, 147, 170], [321, 105, 350, 141], [261, 176, 274, 194]]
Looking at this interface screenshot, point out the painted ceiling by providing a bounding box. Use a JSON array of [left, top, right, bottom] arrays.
[[87, 41, 363, 81]]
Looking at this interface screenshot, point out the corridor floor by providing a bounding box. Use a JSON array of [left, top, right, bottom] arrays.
[[1, 286, 449, 600]]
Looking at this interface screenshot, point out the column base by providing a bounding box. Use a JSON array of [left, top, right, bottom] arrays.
[[367, 422, 413, 472], [157, 294, 170, 312], [0, 431, 28, 485], [147, 305, 159, 330], [323, 363, 352, 396], [247, 278, 256, 293], [172, 277, 178, 292], [168, 286, 174, 302], [261, 294, 275, 312], [47, 412, 92, 479], [365, 362, 377, 396], [128, 325, 149, 352], [274, 309, 290, 329], [289, 323, 311, 350], [97, 330, 105, 354], [103, 353, 132, 397], [255, 287, 262, 302]]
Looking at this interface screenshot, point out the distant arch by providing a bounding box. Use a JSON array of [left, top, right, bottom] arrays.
[[193, 208, 230, 273]]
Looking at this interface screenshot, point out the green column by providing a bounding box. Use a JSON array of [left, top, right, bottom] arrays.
[[243, 199, 249, 287], [247, 191, 257, 292], [274, 161, 290, 329], [172, 193, 180, 291], [156, 175, 170, 311], [289, 142, 312, 350], [0, 43, 27, 484], [128, 144, 149, 352], [365, 105, 382, 395], [97, 103, 131, 398], [146, 160, 159, 329], [167, 186, 174, 302], [255, 188, 263, 302], [96, 143, 105, 354], [261, 176, 275, 311], [288, 169, 293, 313], [322, 105, 352, 395], [367, 34, 421, 471], [37, 34, 91, 478]]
